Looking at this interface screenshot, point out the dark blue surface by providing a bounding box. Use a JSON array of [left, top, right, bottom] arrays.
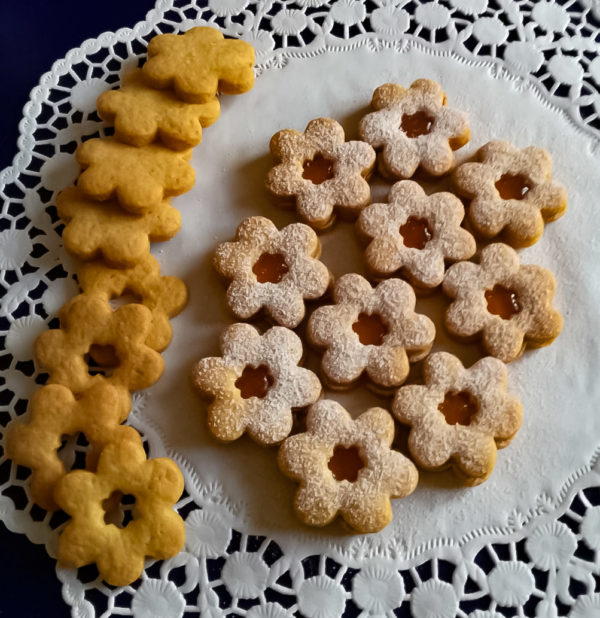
[[0, 3, 155, 616]]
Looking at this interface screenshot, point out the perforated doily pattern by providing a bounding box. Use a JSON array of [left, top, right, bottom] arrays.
[[1, 1, 600, 616]]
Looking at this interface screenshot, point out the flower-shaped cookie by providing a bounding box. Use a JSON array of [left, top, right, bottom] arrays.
[[142, 26, 255, 103], [69, 254, 188, 352], [214, 216, 331, 328], [357, 180, 476, 290], [392, 352, 523, 485], [278, 400, 418, 532], [4, 383, 135, 510], [192, 323, 322, 445], [454, 141, 567, 247], [443, 243, 563, 363], [266, 117, 376, 229], [97, 69, 220, 150], [55, 437, 185, 586], [57, 187, 181, 267], [307, 274, 435, 390], [359, 79, 470, 179], [35, 295, 164, 393], [76, 138, 195, 213]]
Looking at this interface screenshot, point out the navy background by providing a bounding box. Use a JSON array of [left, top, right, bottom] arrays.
[[0, 3, 155, 616]]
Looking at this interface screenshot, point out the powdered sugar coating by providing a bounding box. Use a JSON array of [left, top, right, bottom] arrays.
[[277, 399, 418, 532], [392, 352, 523, 485], [357, 180, 476, 289], [214, 216, 331, 328], [359, 79, 470, 179], [307, 273, 435, 389], [454, 140, 567, 247], [266, 117, 376, 229], [443, 243, 563, 363], [192, 323, 322, 445]]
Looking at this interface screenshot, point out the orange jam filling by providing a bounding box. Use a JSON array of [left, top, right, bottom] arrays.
[[252, 252, 289, 284], [302, 153, 335, 184], [401, 111, 435, 138], [400, 216, 433, 249], [438, 391, 478, 426], [87, 344, 119, 377], [485, 284, 522, 320], [328, 445, 364, 482], [352, 312, 388, 346], [235, 364, 274, 399], [495, 173, 533, 200]]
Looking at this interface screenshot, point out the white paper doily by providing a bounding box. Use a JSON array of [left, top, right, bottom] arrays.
[[1, 2, 600, 617]]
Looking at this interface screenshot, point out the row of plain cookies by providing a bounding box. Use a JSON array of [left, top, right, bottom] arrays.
[[4, 27, 256, 586], [193, 78, 565, 533]]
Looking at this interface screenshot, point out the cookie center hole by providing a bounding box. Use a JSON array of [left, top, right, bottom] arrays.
[[86, 344, 119, 377], [438, 390, 478, 426], [252, 252, 289, 284], [495, 173, 533, 200], [302, 153, 335, 185], [235, 364, 274, 399], [102, 491, 136, 528], [328, 445, 364, 482], [485, 284, 522, 320], [401, 111, 435, 138], [400, 216, 433, 249], [109, 289, 143, 309], [57, 433, 89, 472], [352, 312, 388, 346]]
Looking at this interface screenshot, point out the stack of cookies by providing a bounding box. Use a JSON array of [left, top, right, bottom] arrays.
[[194, 78, 566, 534], [5, 27, 255, 586]]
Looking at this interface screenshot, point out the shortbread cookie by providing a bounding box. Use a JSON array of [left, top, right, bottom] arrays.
[[454, 140, 567, 247], [55, 437, 185, 586], [443, 243, 563, 362], [35, 295, 164, 394], [97, 69, 220, 150], [192, 323, 322, 445], [214, 216, 331, 328], [266, 117, 376, 229], [57, 187, 181, 267], [4, 383, 135, 510], [76, 138, 195, 213], [68, 254, 188, 352], [359, 79, 470, 179], [392, 352, 523, 485], [357, 180, 476, 290], [307, 273, 435, 390], [278, 400, 418, 532], [142, 26, 255, 103]]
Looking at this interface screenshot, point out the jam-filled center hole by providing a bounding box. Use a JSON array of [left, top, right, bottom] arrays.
[[485, 284, 522, 320], [352, 312, 388, 346], [252, 252, 289, 284], [328, 445, 364, 482], [400, 216, 433, 249], [438, 390, 478, 426], [103, 491, 136, 528], [235, 364, 274, 399], [401, 111, 435, 138], [86, 344, 119, 377], [302, 153, 335, 185], [495, 173, 533, 200]]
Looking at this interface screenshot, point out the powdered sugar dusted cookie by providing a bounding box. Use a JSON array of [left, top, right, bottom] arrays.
[[266, 117, 376, 229], [454, 140, 567, 247], [443, 243, 563, 363], [392, 352, 523, 486], [357, 180, 476, 290], [359, 79, 470, 179], [214, 216, 331, 328], [307, 273, 435, 390], [192, 323, 322, 445], [277, 399, 418, 532]]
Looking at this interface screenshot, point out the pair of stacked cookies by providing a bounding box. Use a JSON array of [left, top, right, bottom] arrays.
[[194, 79, 565, 533], [5, 27, 255, 586]]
